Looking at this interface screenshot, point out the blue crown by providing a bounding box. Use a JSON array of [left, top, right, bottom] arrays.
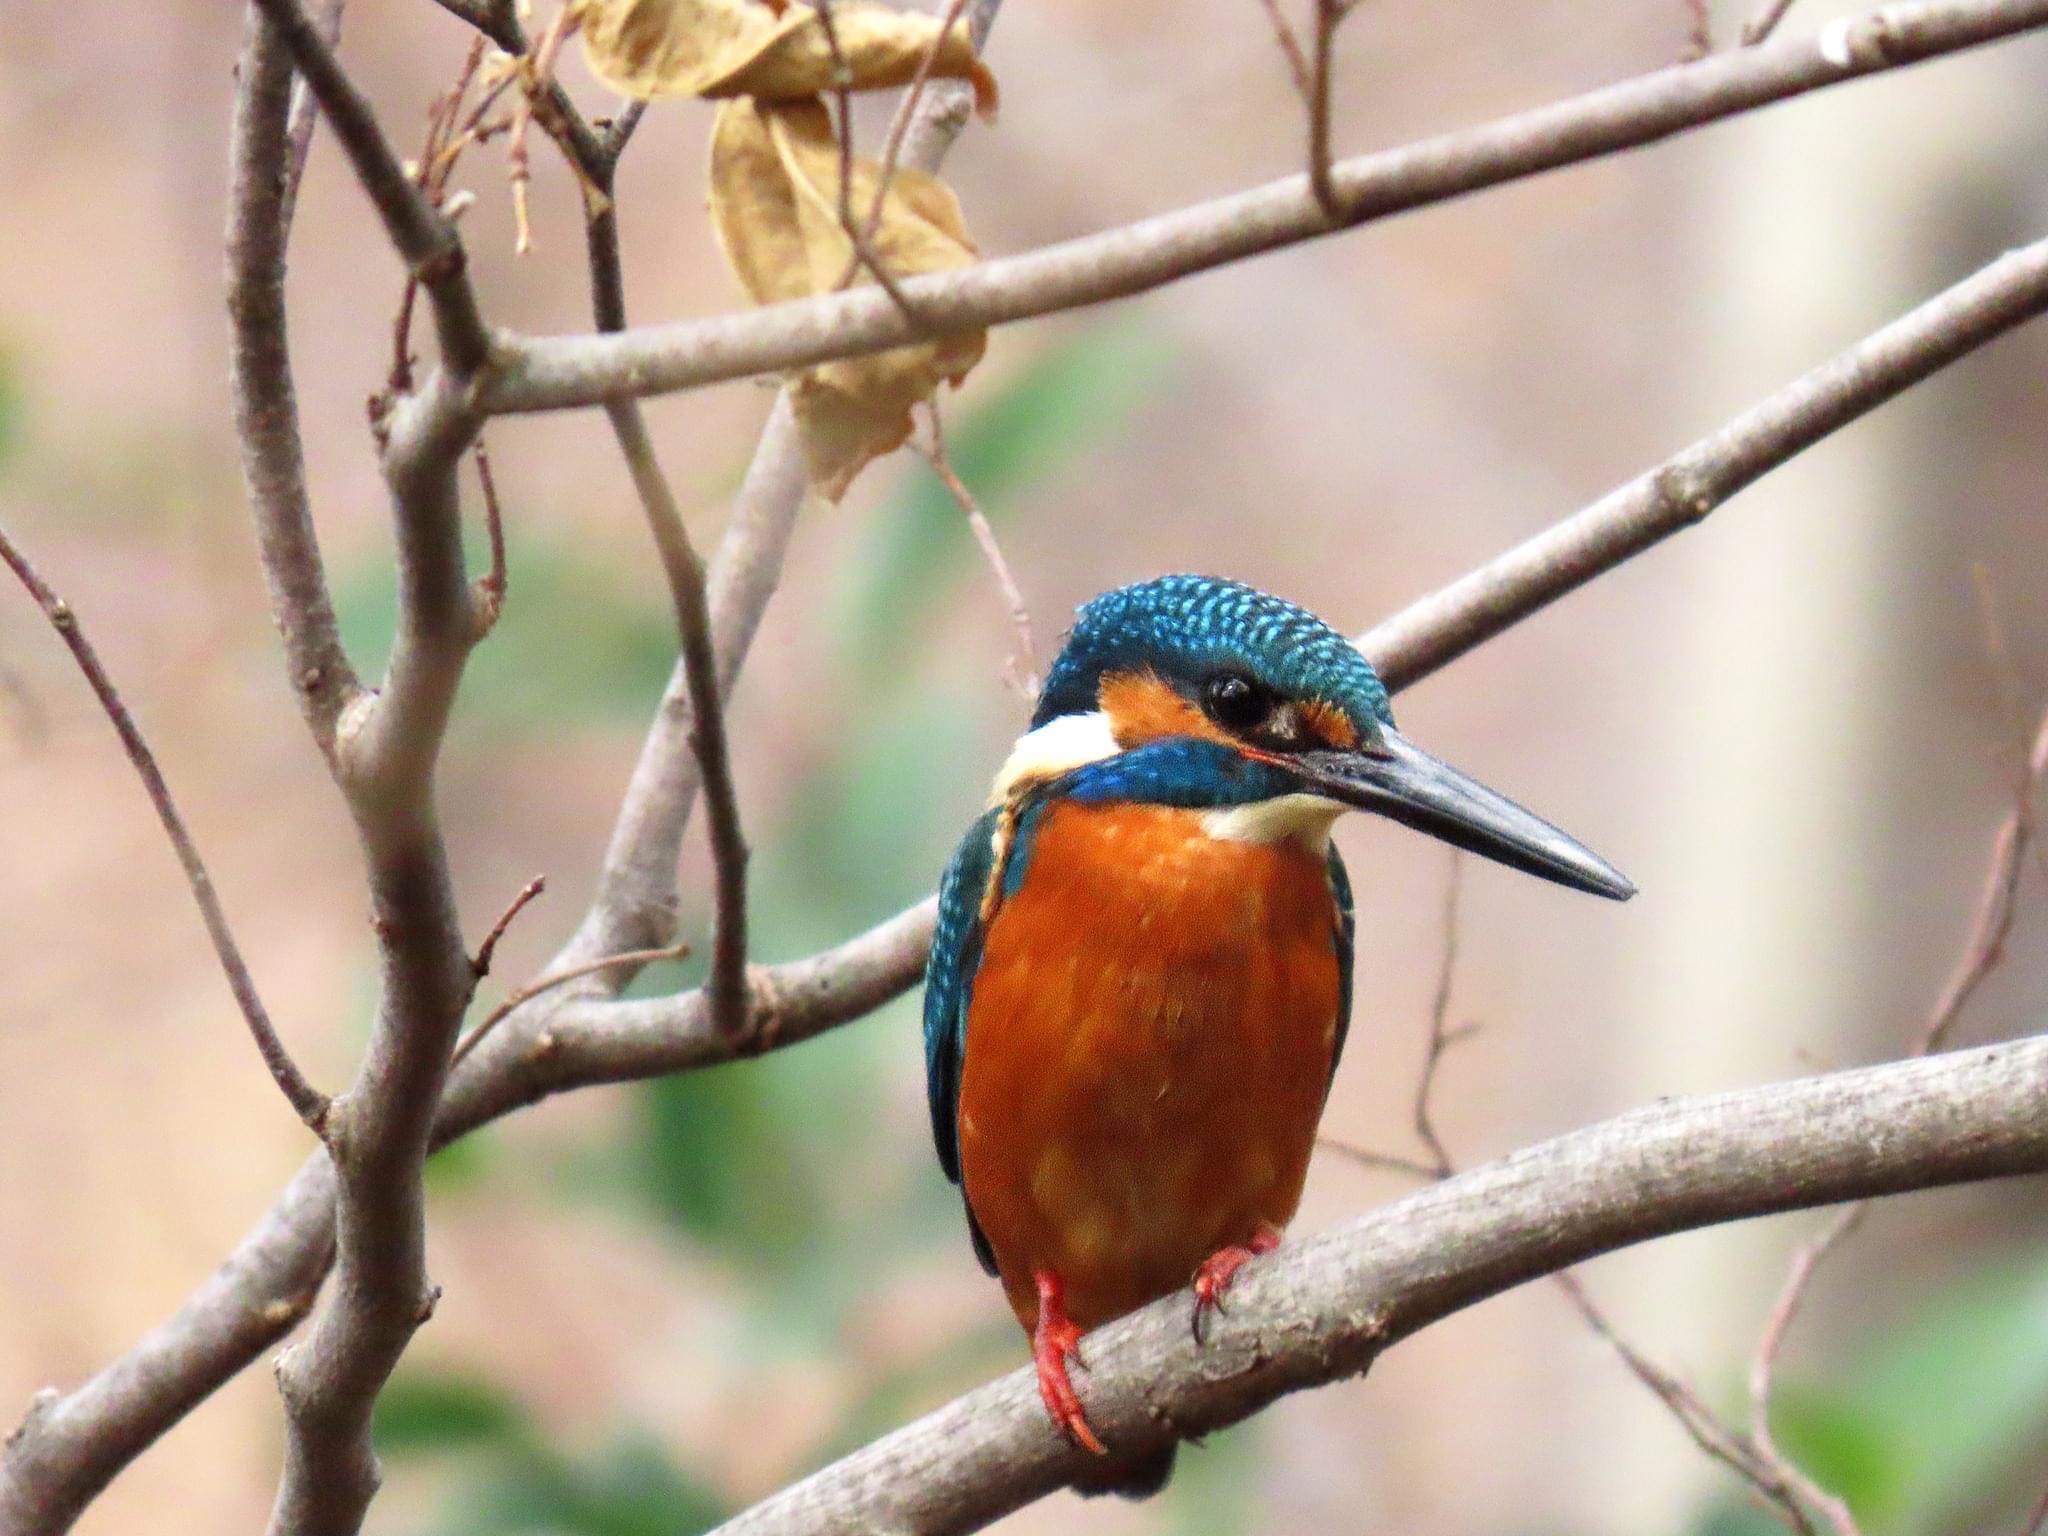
[[1032, 575, 1393, 734]]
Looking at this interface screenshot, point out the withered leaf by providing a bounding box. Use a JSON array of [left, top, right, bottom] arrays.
[[710, 98, 986, 500], [576, 0, 998, 113]]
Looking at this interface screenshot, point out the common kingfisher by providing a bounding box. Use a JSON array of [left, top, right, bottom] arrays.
[[923, 575, 1632, 1492]]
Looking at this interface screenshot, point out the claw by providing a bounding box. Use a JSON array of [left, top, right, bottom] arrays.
[[1190, 1225, 1281, 1345], [1032, 1269, 1107, 1455]]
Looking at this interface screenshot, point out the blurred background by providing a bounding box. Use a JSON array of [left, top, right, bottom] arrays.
[[3, 0, 2048, 1532]]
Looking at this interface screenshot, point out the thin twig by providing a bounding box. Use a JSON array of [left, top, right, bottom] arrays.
[[449, 939, 691, 1070], [2020, 1477, 2048, 1536], [1307, 0, 1343, 220], [853, 0, 973, 259], [1256, 0, 1315, 104], [1740, 702, 2048, 1534], [812, 0, 925, 319], [279, 0, 347, 234], [558, 77, 754, 1047], [1413, 852, 1467, 1179], [507, 2, 576, 255], [1683, 0, 1715, 59], [1554, 1271, 1825, 1536], [912, 406, 1037, 698], [472, 436, 508, 638], [0, 521, 330, 1133], [1743, 0, 1803, 46], [471, 875, 545, 980], [249, 0, 491, 375]]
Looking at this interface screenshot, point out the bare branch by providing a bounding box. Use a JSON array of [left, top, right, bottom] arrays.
[[0, 522, 330, 1133], [1553, 1271, 1825, 1536], [448, 939, 691, 1073], [1739, 704, 2048, 1534], [228, 6, 366, 756], [568, 102, 754, 1044], [707, 1039, 2048, 1536], [1744, 0, 1804, 47], [1683, 0, 1715, 59], [1358, 234, 2048, 688], [247, 0, 490, 376], [1412, 852, 1466, 1179], [1255, 0, 1315, 104], [278, 0, 346, 234], [471, 875, 546, 981], [470, 436, 508, 638], [564, 1, 1002, 967], [2022, 1478, 2048, 1536], [483, 0, 2048, 414], [912, 407, 1037, 698]]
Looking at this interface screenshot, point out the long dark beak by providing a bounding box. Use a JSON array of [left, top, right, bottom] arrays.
[[1293, 727, 1635, 900]]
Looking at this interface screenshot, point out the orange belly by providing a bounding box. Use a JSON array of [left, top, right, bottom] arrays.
[[956, 800, 1343, 1332]]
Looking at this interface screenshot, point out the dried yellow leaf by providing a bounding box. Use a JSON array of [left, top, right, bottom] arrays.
[[708, 98, 986, 500], [575, 0, 998, 112]]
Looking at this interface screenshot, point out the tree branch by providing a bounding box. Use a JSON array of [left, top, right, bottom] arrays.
[[0, 522, 330, 1132], [558, 0, 1002, 969], [480, 0, 2048, 414], [708, 1038, 2048, 1536], [246, 0, 490, 375], [1356, 233, 2048, 685], [580, 141, 754, 1039], [227, 5, 365, 756], [222, 6, 500, 1533]]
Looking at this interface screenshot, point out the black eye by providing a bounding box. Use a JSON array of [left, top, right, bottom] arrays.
[[1204, 672, 1269, 730]]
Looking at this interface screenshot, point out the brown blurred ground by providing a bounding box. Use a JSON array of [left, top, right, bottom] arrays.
[[2, 1, 2047, 1532]]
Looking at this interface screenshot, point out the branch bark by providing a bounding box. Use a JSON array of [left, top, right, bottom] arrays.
[[231, 4, 498, 1532], [707, 1037, 2048, 1536], [479, 0, 2048, 414]]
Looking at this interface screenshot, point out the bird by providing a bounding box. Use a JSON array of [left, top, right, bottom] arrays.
[[922, 574, 1633, 1495]]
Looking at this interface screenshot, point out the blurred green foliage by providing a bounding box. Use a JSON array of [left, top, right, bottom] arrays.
[[376, 1372, 725, 1536], [1690, 1249, 2048, 1536], [335, 535, 675, 726]]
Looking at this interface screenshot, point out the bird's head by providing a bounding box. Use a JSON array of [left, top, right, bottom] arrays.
[[998, 574, 1632, 900]]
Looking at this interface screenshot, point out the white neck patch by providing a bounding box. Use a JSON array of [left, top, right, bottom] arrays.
[[988, 710, 1120, 804], [1202, 793, 1347, 850]]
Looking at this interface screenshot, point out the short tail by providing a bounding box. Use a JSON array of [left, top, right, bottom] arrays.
[[1071, 1443, 1177, 1500]]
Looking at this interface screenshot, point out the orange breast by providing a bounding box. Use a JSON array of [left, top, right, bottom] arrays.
[[956, 799, 1343, 1332]]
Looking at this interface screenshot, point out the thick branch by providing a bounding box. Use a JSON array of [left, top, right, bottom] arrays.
[[226, 9, 492, 1536], [482, 0, 2048, 413], [227, 6, 365, 753], [710, 1038, 2048, 1536]]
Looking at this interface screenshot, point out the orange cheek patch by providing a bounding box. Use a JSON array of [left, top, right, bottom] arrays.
[[1097, 670, 1235, 749], [1300, 699, 1359, 750]]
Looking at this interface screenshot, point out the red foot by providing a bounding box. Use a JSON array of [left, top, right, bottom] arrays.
[[1032, 1269, 1107, 1455], [1191, 1224, 1282, 1343]]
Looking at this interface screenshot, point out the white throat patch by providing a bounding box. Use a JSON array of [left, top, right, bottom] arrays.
[[988, 711, 1120, 804], [1202, 793, 1347, 850]]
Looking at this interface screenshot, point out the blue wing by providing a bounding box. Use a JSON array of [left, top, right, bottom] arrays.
[[924, 806, 1003, 1274], [1327, 844, 1355, 1083]]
